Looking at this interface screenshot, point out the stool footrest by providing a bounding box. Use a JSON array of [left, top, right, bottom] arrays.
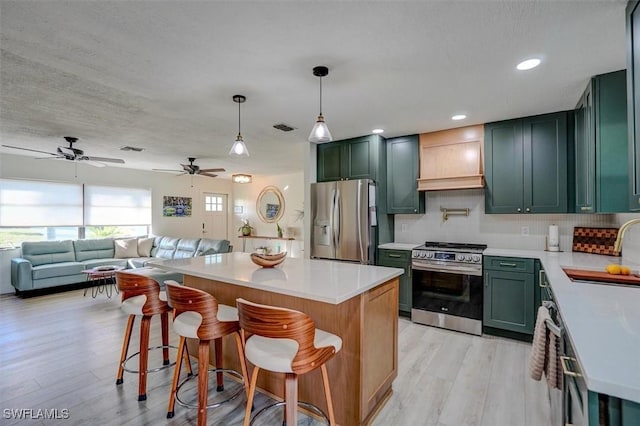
[[250, 401, 330, 425], [175, 368, 244, 410], [121, 345, 177, 374]]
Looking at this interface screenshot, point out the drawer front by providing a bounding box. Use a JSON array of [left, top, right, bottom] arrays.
[[484, 256, 534, 273], [378, 249, 411, 264]]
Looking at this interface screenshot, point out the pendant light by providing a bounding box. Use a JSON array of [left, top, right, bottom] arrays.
[[308, 66, 332, 143], [229, 95, 249, 157]]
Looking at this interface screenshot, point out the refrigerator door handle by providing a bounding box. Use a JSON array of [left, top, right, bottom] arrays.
[[332, 187, 340, 249], [357, 180, 364, 262]]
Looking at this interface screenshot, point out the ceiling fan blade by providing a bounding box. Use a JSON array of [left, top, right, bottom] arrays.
[[199, 172, 218, 178], [198, 168, 226, 173], [83, 156, 125, 164], [2, 144, 58, 156], [153, 168, 183, 173], [82, 160, 107, 168]]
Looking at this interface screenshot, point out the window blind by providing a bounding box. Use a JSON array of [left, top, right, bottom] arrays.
[[0, 179, 83, 226], [84, 185, 151, 226]]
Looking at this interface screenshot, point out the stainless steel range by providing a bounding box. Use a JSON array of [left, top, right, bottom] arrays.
[[411, 241, 487, 335]]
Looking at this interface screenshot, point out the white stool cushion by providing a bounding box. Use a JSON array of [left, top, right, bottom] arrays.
[[244, 328, 342, 374], [159, 290, 167, 302], [172, 304, 238, 338], [121, 294, 146, 316], [173, 311, 203, 338]]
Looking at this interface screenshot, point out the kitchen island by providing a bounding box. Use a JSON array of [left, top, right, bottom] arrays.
[[151, 252, 404, 425]]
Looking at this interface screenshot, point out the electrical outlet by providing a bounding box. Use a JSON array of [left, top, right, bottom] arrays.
[[401, 224, 408, 232], [521, 226, 530, 236]]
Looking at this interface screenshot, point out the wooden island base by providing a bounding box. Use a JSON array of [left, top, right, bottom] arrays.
[[184, 275, 399, 426]]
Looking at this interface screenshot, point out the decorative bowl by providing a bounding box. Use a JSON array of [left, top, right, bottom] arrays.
[[250, 251, 287, 268]]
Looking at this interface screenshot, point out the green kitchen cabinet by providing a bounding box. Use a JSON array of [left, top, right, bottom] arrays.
[[627, 1, 640, 210], [485, 111, 569, 214], [574, 70, 628, 213], [317, 135, 384, 182], [483, 256, 535, 335], [377, 248, 411, 315], [386, 135, 425, 214]]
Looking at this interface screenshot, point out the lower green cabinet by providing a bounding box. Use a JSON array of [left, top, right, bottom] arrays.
[[377, 249, 411, 315], [483, 256, 535, 335]]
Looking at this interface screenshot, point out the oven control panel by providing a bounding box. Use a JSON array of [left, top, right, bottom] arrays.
[[412, 250, 482, 264]]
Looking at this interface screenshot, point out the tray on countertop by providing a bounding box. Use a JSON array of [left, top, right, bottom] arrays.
[[562, 268, 640, 286]]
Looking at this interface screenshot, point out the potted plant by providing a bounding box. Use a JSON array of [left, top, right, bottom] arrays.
[[276, 223, 284, 238], [238, 219, 254, 236]]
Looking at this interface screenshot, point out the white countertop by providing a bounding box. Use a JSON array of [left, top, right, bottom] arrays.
[[149, 252, 404, 305], [378, 243, 418, 251], [485, 248, 640, 403]]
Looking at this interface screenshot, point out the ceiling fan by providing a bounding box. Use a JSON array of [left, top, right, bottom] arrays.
[[2, 136, 125, 167], [153, 157, 225, 178]]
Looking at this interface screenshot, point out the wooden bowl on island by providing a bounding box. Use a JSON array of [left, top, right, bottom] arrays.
[[250, 251, 287, 268]]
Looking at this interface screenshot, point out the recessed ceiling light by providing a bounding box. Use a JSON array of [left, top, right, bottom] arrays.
[[372, 128, 384, 134], [516, 58, 541, 71], [451, 114, 467, 121]]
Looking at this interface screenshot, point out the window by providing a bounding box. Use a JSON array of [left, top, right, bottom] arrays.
[[205, 195, 223, 212], [0, 179, 151, 246]]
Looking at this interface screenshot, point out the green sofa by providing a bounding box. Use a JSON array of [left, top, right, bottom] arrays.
[[10, 236, 232, 293]]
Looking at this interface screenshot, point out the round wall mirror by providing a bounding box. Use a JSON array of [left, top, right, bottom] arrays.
[[256, 186, 285, 223]]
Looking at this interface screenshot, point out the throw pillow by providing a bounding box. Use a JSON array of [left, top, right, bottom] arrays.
[[137, 237, 154, 257], [115, 238, 139, 259]]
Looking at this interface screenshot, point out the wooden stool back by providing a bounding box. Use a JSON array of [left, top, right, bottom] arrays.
[[116, 271, 170, 316], [165, 282, 238, 341], [236, 298, 336, 375]]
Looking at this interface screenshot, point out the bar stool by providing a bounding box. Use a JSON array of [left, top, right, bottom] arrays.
[[236, 298, 342, 426], [115, 271, 188, 401], [165, 282, 249, 426]]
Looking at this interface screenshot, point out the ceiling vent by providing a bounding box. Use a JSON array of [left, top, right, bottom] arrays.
[[273, 123, 296, 132], [120, 146, 145, 152]]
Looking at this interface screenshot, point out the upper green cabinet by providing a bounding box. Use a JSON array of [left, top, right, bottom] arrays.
[[627, 1, 640, 210], [485, 111, 569, 214], [386, 135, 425, 214], [317, 135, 384, 182], [574, 70, 628, 213]]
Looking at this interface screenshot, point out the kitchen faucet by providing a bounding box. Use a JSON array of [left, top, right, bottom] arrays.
[[613, 218, 640, 255]]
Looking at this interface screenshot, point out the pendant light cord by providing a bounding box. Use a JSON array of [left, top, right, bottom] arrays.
[[319, 76, 323, 115], [238, 98, 241, 135]]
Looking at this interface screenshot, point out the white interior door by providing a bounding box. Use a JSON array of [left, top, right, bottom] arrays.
[[203, 193, 228, 239]]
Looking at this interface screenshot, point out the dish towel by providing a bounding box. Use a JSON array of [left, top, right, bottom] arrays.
[[529, 306, 563, 389]]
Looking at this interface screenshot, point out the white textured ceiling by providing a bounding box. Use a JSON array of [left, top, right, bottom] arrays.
[[0, 1, 628, 179]]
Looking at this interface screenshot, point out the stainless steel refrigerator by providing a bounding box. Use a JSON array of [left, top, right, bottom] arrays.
[[310, 179, 377, 264]]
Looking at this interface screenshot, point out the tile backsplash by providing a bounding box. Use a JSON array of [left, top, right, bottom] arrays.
[[393, 189, 640, 263]]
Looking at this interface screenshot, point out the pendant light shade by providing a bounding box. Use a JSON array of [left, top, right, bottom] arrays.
[[308, 66, 333, 143], [229, 95, 249, 157]]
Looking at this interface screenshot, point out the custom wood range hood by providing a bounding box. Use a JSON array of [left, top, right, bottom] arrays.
[[418, 124, 485, 191]]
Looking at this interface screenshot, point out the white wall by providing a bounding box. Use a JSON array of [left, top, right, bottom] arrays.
[[394, 189, 640, 262], [230, 172, 305, 257]]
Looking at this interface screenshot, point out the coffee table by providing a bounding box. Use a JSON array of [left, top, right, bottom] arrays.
[[82, 266, 125, 298]]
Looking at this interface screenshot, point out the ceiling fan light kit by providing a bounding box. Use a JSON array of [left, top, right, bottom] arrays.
[[232, 173, 252, 184], [229, 94, 250, 157], [308, 65, 332, 144]]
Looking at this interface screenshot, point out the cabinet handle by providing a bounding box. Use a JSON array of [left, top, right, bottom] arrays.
[[388, 254, 401, 258], [499, 262, 517, 267], [485, 273, 489, 287], [539, 269, 548, 288], [580, 206, 592, 211], [525, 207, 531, 213], [560, 356, 582, 377], [517, 208, 522, 212]]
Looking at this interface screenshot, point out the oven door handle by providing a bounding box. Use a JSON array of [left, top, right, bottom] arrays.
[[411, 263, 482, 276]]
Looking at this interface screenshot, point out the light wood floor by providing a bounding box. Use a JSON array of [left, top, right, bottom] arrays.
[[0, 289, 551, 425]]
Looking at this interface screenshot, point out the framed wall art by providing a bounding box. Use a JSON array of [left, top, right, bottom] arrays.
[[163, 196, 192, 217]]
